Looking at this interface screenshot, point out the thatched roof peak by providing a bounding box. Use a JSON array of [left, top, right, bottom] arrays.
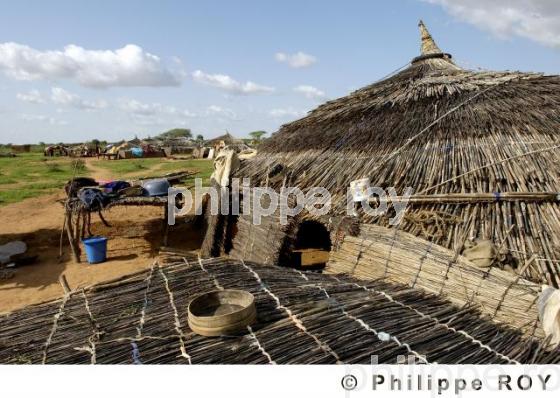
[[412, 20, 456, 68], [418, 20, 442, 55]]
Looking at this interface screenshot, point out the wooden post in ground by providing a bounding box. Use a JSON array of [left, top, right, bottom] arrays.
[[58, 274, 71, 294], [65, 208, 80, 263]]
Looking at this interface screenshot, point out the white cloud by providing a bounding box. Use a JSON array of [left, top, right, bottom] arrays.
[[51, 87, 107, 110], [206, 105, 238, 119], [118, 98, 178, 116], [16, 89, 46, 104], [0, 43, 185, 87], [182, 109, 197, 118], [18, 113, 68, 125], [192, 70, 274, 95], [275, 51, 317, 68], [424, 0, 560, 47], [118, 98, 197, 128], [293, 85, 326, 100], [269, 107, 307, 118]]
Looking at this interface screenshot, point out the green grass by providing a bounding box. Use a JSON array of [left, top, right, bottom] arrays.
[[157, 159, 214, 186], [90, 158, 214, 186], [89, 159, 159, 175], [0, 152, 214, 206], [0, 152, 82, 205]]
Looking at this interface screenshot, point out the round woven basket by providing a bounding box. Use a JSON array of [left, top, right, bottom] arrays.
[[188, 290, 256, 336]]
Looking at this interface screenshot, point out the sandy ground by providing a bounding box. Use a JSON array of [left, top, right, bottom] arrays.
[[0, 189, 203, 314]]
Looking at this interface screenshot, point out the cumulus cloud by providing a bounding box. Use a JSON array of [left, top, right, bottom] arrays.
[[118, 98, 197, 127], [275, 51, 317, 68], [51, 87, 107, 110], [118, 98, 178, 116], [206, 105, 238, 119], [293, 85, 326, 100], [16, 89, 45, 104], [0, 43, 185, 87], [269, 107, 307, 118], [18, 113, 68, 125], [192, 70, 274, 95], [424, 0, 560, 47]]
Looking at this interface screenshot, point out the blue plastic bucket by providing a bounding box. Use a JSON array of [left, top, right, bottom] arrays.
[[82, 236, 108, 264]]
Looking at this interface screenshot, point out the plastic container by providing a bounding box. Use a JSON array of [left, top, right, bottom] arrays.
[[188, 290, 256, 336], [142, 178, 170, 197], [82, 236, 108, 264]]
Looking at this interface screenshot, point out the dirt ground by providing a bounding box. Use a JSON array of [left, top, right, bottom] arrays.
[[0, 190, 204, 314]]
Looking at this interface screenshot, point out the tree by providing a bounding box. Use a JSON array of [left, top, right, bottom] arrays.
[[157, 128, 192, 140], [249, 130, 267, 142], [196, 134, 204, 143]]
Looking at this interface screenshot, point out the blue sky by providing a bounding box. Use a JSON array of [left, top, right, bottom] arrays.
[[0, 0, 558, 144]]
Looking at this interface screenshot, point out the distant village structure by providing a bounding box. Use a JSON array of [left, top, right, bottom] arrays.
[[37, 130, 254, 160]]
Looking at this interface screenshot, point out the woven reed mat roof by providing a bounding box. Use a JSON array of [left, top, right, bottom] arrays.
[[1, 253, 559, 364]]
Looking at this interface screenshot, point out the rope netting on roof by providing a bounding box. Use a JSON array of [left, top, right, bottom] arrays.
[[1, 253, 559, 364]]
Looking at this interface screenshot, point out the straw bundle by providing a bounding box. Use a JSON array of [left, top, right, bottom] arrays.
[[326, 224, 543, 339]]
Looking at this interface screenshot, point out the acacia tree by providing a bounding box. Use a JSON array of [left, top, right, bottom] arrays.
[[249, 130, 267, 142]]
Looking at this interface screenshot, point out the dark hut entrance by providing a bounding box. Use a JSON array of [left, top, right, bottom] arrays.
[[279, 220, 331, 270]]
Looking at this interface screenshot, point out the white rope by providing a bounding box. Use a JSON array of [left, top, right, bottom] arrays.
[[81, 289, 99, 364], [158, 265, 192, 364], [197, 255, 223, 290], [331, 275, 520, 365], [247, 325, 276, 365], [293, 269, 429, 364], [136, 261, 157, 338], [240, 259, 342, 364], [42, 293, 70, 364]]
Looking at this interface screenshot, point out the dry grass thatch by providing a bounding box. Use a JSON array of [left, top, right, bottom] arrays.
[[326, 224, 543, 339], [1, 252, 559, 364], [235, 22, 560, 286]]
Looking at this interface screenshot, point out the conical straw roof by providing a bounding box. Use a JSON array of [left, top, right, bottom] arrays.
[[419, 19, 442, 55]]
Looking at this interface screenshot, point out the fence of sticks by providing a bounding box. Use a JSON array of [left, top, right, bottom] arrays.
[[1, 252, 559, 364], [326, 224, 545, 339]]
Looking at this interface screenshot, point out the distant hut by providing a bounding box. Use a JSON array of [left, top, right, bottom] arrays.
[[206, 133, 244, 156], [203, 21, 560, 291]]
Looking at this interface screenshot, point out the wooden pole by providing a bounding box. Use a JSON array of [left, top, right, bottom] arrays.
[[58, 274, 71, 294], [65, 209, 80, 263], [373, 192, 560, 205]]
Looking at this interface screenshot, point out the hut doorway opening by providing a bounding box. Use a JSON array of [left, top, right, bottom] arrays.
[[281, 220, 332, 270]]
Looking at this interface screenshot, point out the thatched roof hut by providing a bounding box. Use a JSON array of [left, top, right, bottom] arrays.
[[1, 254, 558, 364], [227, 21, 560, 287], [206, 132, 243, 146]]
